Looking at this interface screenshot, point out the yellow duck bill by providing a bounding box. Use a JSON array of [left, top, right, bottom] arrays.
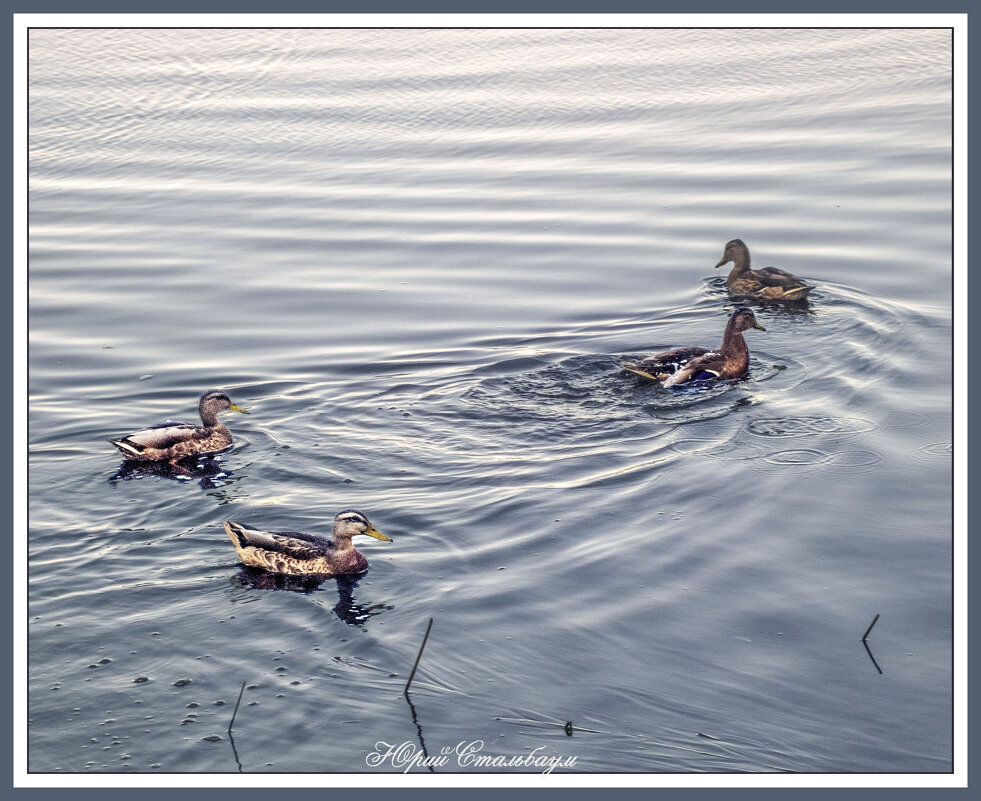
[[363, 525, 392, 542]]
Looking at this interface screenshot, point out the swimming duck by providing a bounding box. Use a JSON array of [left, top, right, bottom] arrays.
[[715, 239, 812, 300], [622, 308, 765, 386], [108, 389, 249, 461], [224, 511, 392, 576]]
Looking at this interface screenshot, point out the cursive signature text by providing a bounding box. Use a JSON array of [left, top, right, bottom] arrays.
[[366, 739, 578, 774]]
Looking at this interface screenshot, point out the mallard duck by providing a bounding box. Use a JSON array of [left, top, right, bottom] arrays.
[[715, 239, 812, 300], [224, 511, 392, 576], [108, 389, 249, 461], [622, 308, 765, 386]]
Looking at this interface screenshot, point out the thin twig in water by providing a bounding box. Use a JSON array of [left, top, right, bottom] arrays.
[[862, 614, 880, 642], [228, 679, 247, 734], [863, 639, 883, 675], [404, 617, 433, 695]]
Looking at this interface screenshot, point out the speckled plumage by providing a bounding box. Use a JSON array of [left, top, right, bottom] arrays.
[[716, 239, 812, 301], [224, 511, 392, 577], [108, 389, 249, 461], [622, 308, 765, 386]]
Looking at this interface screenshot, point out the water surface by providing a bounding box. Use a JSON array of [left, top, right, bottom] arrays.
[[28, 27, 952, 775]]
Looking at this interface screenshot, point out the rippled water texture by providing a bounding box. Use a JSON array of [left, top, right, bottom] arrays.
[[27, 28, 952, 775]]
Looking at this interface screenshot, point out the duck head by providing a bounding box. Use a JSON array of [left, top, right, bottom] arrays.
[[333, 510, 392, 544], [729, 307, 766, 333], [716, 238, 750, 269], [199, 389, 249, 416], [198, 389, 249, 427]]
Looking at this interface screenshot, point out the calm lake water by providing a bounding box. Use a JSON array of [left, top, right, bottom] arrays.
[[27, 27, 953, 775]]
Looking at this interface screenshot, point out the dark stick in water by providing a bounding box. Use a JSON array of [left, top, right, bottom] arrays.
[[862, 613, 880, 642], [404, 617, 434, 694], [228, 679, 247, 734]]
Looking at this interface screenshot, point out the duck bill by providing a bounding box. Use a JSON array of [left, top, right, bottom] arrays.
[[229, 403, 250, 414], [365, 525, 392, 542], [753, 322, 766, 331], [715, 257, 728, 268]]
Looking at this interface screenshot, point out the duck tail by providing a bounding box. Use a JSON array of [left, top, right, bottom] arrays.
[[224, 521, 281, 556], [224, 520, 252, 551], [108, 438, 143, 457], [622, 362, 663, 381]]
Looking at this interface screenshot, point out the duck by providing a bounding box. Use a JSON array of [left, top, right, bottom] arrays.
[[224, 511, 392, 576], [108, 389, 249, 461], [715, 239, 812, 300], [622, 308, 765, 386]]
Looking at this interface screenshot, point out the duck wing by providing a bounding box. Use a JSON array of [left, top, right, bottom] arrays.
[[730, 271, 811, 300], [662, 351, 728, 386], [227, 524, 331, 561], [109, 421, 201, 455], [754, 266, 808, 289], [624, 346, 711, 378]]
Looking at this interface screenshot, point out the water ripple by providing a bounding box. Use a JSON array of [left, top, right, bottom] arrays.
[[912, 442, 953, 462], [744, 416, 875, 439]]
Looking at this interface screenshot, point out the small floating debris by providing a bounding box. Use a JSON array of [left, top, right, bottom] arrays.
[[173, 678, 192, 687]]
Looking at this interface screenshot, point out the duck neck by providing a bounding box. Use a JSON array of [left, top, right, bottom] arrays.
[[332, 533, 354, 552], [726, 246, 751, 282], [199, 405, 219, 427], [720, 323, 749, 359]]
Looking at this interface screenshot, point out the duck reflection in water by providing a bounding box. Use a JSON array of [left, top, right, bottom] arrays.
[[233, 567, 393, 626], [109, 452, 234, 489]]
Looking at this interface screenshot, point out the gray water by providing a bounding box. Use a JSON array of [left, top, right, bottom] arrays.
[[27, 27, 953, 774]]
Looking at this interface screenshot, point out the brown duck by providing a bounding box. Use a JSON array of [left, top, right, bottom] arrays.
[[622, 308, 765, 386], [108, 389, 249, 461], [224, 511, 392, 576], [715, 239, 812, 300]]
